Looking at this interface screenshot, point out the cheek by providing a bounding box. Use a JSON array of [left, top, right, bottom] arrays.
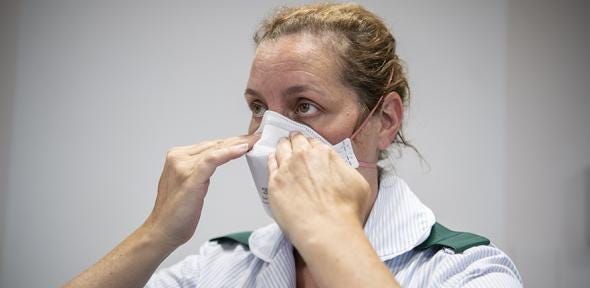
[[351, 119, 381, 159], [320, 129, 353, 144], [314, 110, 359, 144]]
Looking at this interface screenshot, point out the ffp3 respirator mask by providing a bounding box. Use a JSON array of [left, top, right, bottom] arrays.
[[245, 99, 383, 217]]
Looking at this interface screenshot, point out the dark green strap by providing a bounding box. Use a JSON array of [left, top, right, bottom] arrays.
[[211, 222, 489, 254], [210, 231, 253, 248], [415, 222, 490, 253]]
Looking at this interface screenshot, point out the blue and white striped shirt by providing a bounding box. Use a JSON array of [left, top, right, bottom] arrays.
[[146, 174, 522, 287]]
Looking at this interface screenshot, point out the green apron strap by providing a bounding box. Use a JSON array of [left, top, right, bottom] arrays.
[[415, 222, 490, 253], [211, 222, 489, 254], [211, 231, 253, 248]]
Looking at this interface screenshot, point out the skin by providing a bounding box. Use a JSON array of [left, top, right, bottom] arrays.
[[248, 32, 403, 288], [64, 32, 404, 288]]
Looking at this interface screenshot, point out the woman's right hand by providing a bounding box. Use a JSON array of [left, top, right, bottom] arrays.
[[64, 133, 260, 288], [142, 133, 260, 249]]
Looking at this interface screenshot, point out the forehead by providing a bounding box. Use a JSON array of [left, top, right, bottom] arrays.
[[251, 32, 342, 81]]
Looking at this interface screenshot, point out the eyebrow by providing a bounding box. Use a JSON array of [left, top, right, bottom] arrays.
[[244, 88, 262, 98], [244, 85, 322, 99]]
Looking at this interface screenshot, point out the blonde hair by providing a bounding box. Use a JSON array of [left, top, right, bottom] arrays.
[[254, 3, 415, 157]]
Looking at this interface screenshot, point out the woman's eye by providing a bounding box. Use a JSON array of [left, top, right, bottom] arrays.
[[250, 101, 268, 117], [295, 102, 319, 116]]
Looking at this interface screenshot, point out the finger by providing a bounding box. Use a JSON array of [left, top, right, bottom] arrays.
[[268, 152, 278, 179], [275, 137, 292, 166], [186, 133, 260, 156], [289, 131, 312, 153], [192, 143, 251, 183], [309, 138, 327, 149], [181, 140, 219, 155], [309, 138, 338, 164]]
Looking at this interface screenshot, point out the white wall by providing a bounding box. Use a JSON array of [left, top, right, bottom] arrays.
[[383, 0, 508, 248], [505, 0, 590, 286], [1, 0, 587, 287]]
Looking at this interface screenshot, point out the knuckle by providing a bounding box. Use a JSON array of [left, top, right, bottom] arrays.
[[168, 161, 190, 180], [292, 149, 306, 158], [166, 147, 181, 161], [202, 150, 222, 165], [177, 168, 191, 180], [272, 174, 287, 187], [170, 158, 184, 172], [327, 148, 339, 157], [198, 140, 214, 149], [314, 141, 330, 151]]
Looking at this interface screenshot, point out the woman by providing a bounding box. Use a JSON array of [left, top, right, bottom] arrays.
[[66, 3, 522, 287]]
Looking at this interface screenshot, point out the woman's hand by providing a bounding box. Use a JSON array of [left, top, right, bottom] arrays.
[[65, 133, 260, 288], [267, 132, 400, 288], [267, 131, 372, 246], [143, 133, 260, 249], [65, 134, 260, 287]]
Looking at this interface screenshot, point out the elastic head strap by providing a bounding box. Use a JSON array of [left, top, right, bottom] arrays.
[[350, 95, 384, 170], [350, 65, 394, 140], [350, 95, 385, 140], [350, 68, 394, 169], [357, 161, 378, 168]]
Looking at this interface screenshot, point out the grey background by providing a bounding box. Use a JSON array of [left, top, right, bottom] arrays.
[[1, 0, 589, 287]]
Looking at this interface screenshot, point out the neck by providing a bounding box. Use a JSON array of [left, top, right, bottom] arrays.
[[294, 249, 316, 288], [357, 167, 380, 225]]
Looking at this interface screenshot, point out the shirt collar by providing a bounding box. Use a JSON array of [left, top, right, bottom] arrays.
[[249, 221, 287, 263], [249, 173, 435, 262], [363, 173, 435, 260]]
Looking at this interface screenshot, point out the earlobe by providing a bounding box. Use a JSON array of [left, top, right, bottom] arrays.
[[378, 92, 403, 150]]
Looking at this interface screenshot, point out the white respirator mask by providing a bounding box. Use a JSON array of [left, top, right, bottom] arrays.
[[245, 96, 383, 217]]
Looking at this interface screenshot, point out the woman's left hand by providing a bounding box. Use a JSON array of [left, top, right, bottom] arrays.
[[267, 131, 372, 246]]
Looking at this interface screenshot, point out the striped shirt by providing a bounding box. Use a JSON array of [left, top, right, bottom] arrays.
[[145, 174, 522, 287]]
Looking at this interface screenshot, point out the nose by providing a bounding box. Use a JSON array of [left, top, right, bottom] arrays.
[[267, 109, 292, 119], [265, 102, 295, 120], [249, 109, 297, 134]]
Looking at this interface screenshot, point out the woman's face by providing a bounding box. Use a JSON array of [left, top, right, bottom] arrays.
[[245, 32, 381, 164]]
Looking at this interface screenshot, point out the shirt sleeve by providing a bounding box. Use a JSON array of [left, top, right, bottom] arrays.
[[144, 241, 220, 288], [144, 239, 258, 288], [429, 244, 523, 288], [144, 254, 201, 288]]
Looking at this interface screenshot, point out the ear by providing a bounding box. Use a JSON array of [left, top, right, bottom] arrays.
[[377, 92, 403, 150]]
